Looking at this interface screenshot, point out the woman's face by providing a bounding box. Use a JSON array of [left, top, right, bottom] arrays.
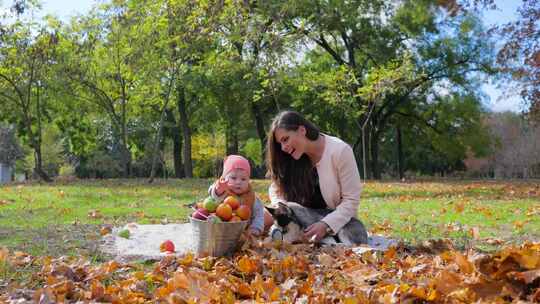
[[274, 126, 306, 160]]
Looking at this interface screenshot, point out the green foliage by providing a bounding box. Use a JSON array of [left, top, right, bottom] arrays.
[[0, 125, 24, 166], [23, 125, 64, 177], [358, 54, 417, 102], [84, 151, 123, 178], [240, 138, 263, 166], [191, 133, 225, 178], [0, 0, 501, 179]]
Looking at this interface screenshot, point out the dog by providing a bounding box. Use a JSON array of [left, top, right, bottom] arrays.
[[265, 202, 368, 245]]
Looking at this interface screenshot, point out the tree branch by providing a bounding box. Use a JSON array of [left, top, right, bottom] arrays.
[[395, 111, 442, 134], [0, 91, 22, 107], [316, 33, 346, 65], [0, 73, 25, 106], [340, 31, 356, 68], [287, 21, 346, 66]]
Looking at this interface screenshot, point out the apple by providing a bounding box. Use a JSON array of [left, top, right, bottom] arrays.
[[224, 195, 240, 210], [207, 214, 222, 223], [216, 203, 233, 221], [160, 240, 175, 253], [192, 208, 209, 220], [203, 197, 218, 212], [236, 205, 251, 220]]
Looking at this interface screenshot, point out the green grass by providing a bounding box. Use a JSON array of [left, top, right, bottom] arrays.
[[359, 181, 540, 250], [0, 179, 539, 257]]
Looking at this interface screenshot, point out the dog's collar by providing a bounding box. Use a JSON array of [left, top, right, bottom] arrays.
[[270, 227, 287, 241], [270, 227, 284, 241]]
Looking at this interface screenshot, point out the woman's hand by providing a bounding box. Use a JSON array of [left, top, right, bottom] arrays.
[[304, 221, 330, 243]]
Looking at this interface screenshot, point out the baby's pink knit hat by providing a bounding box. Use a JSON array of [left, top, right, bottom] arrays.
[[222, 155, 251, 177]]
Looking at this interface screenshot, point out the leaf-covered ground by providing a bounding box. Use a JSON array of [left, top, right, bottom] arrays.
[[1, 239, 540, 303], [1, 179, 539, 302]]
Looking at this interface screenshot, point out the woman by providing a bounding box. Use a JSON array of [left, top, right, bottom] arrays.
[[264, 110, 367, 243]]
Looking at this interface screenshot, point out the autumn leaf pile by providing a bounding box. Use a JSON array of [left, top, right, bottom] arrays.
[[1, 239, 540, 303]]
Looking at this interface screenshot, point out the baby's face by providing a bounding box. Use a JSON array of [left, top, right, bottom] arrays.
[[225, 169, 250, 194]]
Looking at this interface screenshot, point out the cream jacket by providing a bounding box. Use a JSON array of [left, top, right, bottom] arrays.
[[268, 134, 362, 233]]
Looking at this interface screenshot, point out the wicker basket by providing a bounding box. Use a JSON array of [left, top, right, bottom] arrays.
[[189, 217, 248, 257]]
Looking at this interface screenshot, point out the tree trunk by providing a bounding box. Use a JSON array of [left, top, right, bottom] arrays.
[[396, 125, 404, 180], [251, 102, 266, 176], [165, 109, 184, 178], [148, 106, 168, 183], [226, 124, 239, 155], [33, 144, 51, 182], [352, 135, 363, 179], [370, 127, 381, 179], [119, 140, 131, 178], [177, 86, 192, 178], [33, 82, 51, 182], [361, 126, 369, 180]]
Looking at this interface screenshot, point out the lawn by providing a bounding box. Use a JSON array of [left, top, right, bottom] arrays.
[[1, 179, 539, 302], [0, 179, 538, 256]]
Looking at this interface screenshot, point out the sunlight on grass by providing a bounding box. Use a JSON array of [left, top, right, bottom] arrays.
[[0, 179, 539, 256]]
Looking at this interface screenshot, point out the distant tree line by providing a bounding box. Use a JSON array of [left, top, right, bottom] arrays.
[[0, 0, 537, 181]]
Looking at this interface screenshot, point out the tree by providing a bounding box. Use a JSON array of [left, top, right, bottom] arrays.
[[56, 1, 153, 177], [213, 1, 292, 167], [497, 0, 540, 121], [0, 7, 59, 181], [379, 93, 491, 177], [485, 112, 540, 178], [275, 0, 495, 178]]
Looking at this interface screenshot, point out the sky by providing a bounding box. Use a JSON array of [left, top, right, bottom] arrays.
[[1, 0, 526, 112], [479, 0, 523, 113]]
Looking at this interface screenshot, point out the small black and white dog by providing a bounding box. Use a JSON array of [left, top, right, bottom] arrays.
[[265, 202, 368, 245]]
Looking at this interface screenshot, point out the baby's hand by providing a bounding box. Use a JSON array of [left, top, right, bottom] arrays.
[[215, 177, 228, 195]]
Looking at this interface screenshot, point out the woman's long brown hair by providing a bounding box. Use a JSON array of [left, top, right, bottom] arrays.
[[266, 110, 320, 205]]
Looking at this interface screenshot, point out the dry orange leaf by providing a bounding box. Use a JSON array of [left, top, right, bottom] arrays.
[[88, 209, 102, 219], [0, 247, 8, 263], [100, 226, 112, 236], [511, 269, 540, 284], [169, 272, 189, 290], [237, 282, 253, 298], [90, 280, 105, 300], [454, 201, 465, 213], [237, 255, 258, 273], [454, 252, 474, 275], [318, 253, 334, 267]]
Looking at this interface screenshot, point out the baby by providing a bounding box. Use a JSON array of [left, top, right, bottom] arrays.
[[208, 155, 264, 236]]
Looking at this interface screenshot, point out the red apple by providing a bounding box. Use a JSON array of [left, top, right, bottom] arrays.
[[160, 240, 175, 253], [192, 208, 209, 220]]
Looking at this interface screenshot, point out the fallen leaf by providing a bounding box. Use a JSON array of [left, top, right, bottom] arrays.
[[511, 269, 540, 284], [454, 201, 465, 213], [237, 282, 253, 297], [454, 252, 474, 275], [88, 209, 102, 219], [100, 226, 112, 236], [469, 227, 480, 240], [237, 255, 258, 274], [318, 253, 334, 267], [0, 247, 8, 262]]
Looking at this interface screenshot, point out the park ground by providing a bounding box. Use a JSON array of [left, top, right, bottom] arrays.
[[0, 179, 539, 302]]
